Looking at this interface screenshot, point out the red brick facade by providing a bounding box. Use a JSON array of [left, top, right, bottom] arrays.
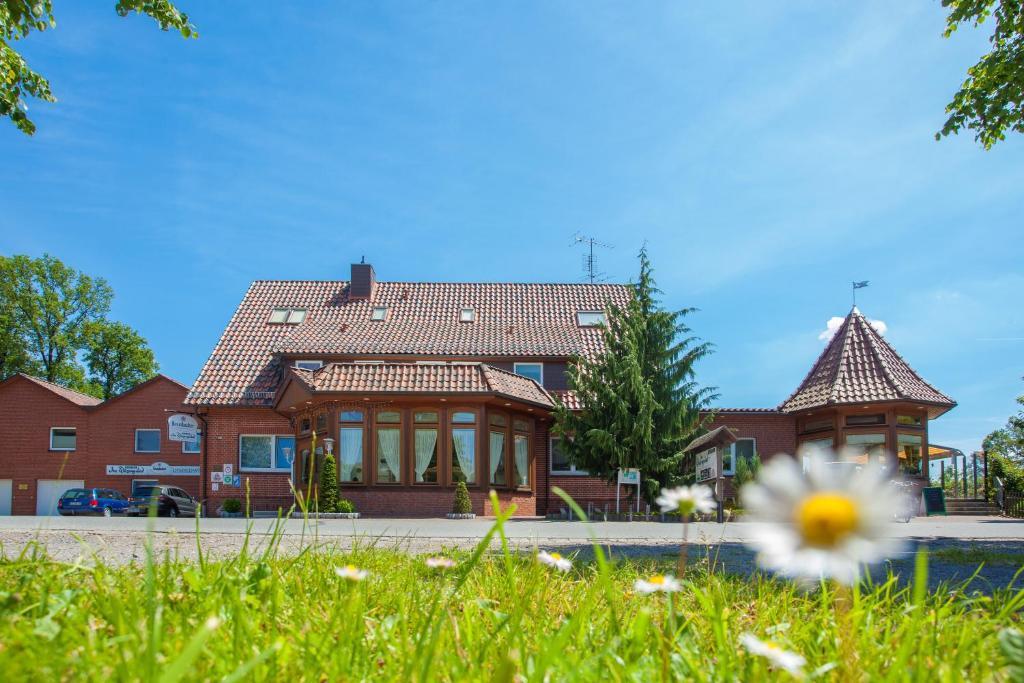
[[0, 375, 199, 515]]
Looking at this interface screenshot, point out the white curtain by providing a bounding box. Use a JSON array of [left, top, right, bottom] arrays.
[[452, 428, 475, 482], [378, 429, 401, 482], [415, 429, 437, 482], [489, 432, 505, 485], [340, 428, 362, 482], [514, 435, 529, 486]]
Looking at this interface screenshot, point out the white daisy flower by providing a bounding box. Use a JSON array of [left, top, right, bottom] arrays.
[[656, 484, 717, 516], [740, 633, 806, 676], [335, 564, 368, 581], [633, 574, 682, 594], [740, 452, 904, 585], [425, 556, 455, 569], [537, 550, 572, 572]]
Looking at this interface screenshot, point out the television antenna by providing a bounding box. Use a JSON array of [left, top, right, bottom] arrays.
[[571, 233, 613, 284]]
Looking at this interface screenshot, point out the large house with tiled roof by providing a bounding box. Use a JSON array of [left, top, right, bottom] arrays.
[[187, 262, 631, 516], [187, 261, 956, 518]]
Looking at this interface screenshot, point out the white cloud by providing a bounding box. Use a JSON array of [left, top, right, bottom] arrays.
[[818, 316, 886, 341]]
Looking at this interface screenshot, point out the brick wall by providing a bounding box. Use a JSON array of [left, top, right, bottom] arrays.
[[0, 375, 197, 515], [200, 406, 293, 513]]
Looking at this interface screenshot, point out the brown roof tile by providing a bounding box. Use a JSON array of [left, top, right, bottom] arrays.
[[188, 280, 628, 406], [779, 308, 955, 414], [16, 374, 103, 406], [288, 362, 553, 408]]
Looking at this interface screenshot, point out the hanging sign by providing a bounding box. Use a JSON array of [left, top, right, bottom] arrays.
[[616, 468, 641, 514], [168, 414, 199, 442], [696, 447, 718, 483]]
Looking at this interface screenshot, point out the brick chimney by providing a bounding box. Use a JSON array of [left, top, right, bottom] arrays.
[[349, 259, 376, 300]]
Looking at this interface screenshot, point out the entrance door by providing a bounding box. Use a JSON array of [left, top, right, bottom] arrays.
[[0, 480, 11, 515], [36, 479, 85, 516]]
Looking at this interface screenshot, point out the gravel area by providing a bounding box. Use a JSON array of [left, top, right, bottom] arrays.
[[2, 527, 1021, 593]]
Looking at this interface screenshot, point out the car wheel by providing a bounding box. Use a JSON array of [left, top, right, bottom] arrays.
[[103, 507, 112, 518], [168, 506, 179, 518]]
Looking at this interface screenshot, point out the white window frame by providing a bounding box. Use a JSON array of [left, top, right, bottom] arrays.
[[286, 308, 307, 324], [269, 307, 307, 324], [371, 306, 387, 321], [513, 362, 544, 387], [134, 428, 162, 454], [577, 311, 606, 327], [181, 437, 201, 454], [49, 427, 77, 451], [294, 359, 324, 371], [459, 307, 475, 322], [353, 360, 385, 364], [268, 307, 289, 323], [722, 438, 756, 476], [238, 434, 293, 473], [549, 436, 588, 475]]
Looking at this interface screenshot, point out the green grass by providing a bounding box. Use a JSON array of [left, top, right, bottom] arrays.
[[932, 546, 1024, 567], [0, 503, 1021, 680]]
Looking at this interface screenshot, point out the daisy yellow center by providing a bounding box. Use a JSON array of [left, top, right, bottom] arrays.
[[648, 575, 665, 585], [550, 553, 562, 561], [795, 492, 859, 548], [345, 565, 357, 572]]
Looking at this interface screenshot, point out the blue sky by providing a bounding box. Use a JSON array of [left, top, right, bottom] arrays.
[[1, 2, 1021, 455]]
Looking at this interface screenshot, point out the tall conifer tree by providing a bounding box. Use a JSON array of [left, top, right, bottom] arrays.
[[554, 248, 716, 502]]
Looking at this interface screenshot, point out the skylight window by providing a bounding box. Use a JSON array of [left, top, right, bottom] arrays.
[[269, 307, 307, 325], [577, 311, 606, 327], [371, 306, 387, 321], [460, 307, 476, 323]]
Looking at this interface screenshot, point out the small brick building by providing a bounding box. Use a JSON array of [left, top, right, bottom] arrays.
[[0, 374, 199, 515]]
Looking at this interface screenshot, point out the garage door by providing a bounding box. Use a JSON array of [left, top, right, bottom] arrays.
[[36, 480, 84, 516], [0, 480, 11, 515]]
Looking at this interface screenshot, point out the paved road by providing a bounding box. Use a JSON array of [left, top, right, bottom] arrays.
[[1, 514, 1022, 540]]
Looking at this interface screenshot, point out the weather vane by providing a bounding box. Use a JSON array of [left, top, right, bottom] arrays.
[[852, 280, 869, 307]]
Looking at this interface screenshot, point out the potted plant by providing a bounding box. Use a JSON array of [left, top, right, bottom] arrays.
[[218, 498, 243, 518], [446, 481, 475, 519]]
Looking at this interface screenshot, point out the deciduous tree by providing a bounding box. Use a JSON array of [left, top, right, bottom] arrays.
[[938, 0, 1024, 148], [554, 248, 717, 503], [1, 254, 113, 387], [1, 0, 196, 135], [84, 320, 158, 399]]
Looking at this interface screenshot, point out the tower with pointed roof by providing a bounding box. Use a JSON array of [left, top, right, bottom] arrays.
[[778, 307, 955, 476]]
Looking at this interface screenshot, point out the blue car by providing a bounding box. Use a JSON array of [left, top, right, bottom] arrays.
[[57, 488, 130, 517]]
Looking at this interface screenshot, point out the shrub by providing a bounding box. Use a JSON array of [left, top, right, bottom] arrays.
[[222, 498, 242, 514], [733, 453, 761, 490], [319, 452, 340, 513], [336, 499, 355, 514], [452, 481, 472, 514], [989, 454, 1024, 495]]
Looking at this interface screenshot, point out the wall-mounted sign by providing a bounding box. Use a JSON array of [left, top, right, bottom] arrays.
[[211, 472, 223, 483], [696, 447, 718, 483], [107, 462, 200, 476], [223, 464, 234, 476], [167, 414, 199, 442]]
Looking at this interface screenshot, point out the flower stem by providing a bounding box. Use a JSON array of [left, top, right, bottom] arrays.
[[834, 581, 859, 682], [678, 520, 689, 578]]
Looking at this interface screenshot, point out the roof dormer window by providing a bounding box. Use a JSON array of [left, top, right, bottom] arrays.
[[577, 311, 605, 327], [294, 360, 323, 371], [459, 307, 476, 323], [371, 306, 387, 321], [269, 307, 307, 325]]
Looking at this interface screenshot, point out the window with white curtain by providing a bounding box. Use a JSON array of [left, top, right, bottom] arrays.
[[376, 428, 401, 483], [451, 421, 476, 484], [339, 427, 363, 483], [489, 430, 506, 486], [514, 434, 530, 487], [414, 428, 438, 483]]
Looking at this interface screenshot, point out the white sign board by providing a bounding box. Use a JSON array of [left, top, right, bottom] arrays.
[[618, 468, 640, 485], [167, 414, 199, 442], [223, 464, 234, 476], [696, 447, 718, 483], [106, 462, 200, 476], [616, 468, 641, 513]]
